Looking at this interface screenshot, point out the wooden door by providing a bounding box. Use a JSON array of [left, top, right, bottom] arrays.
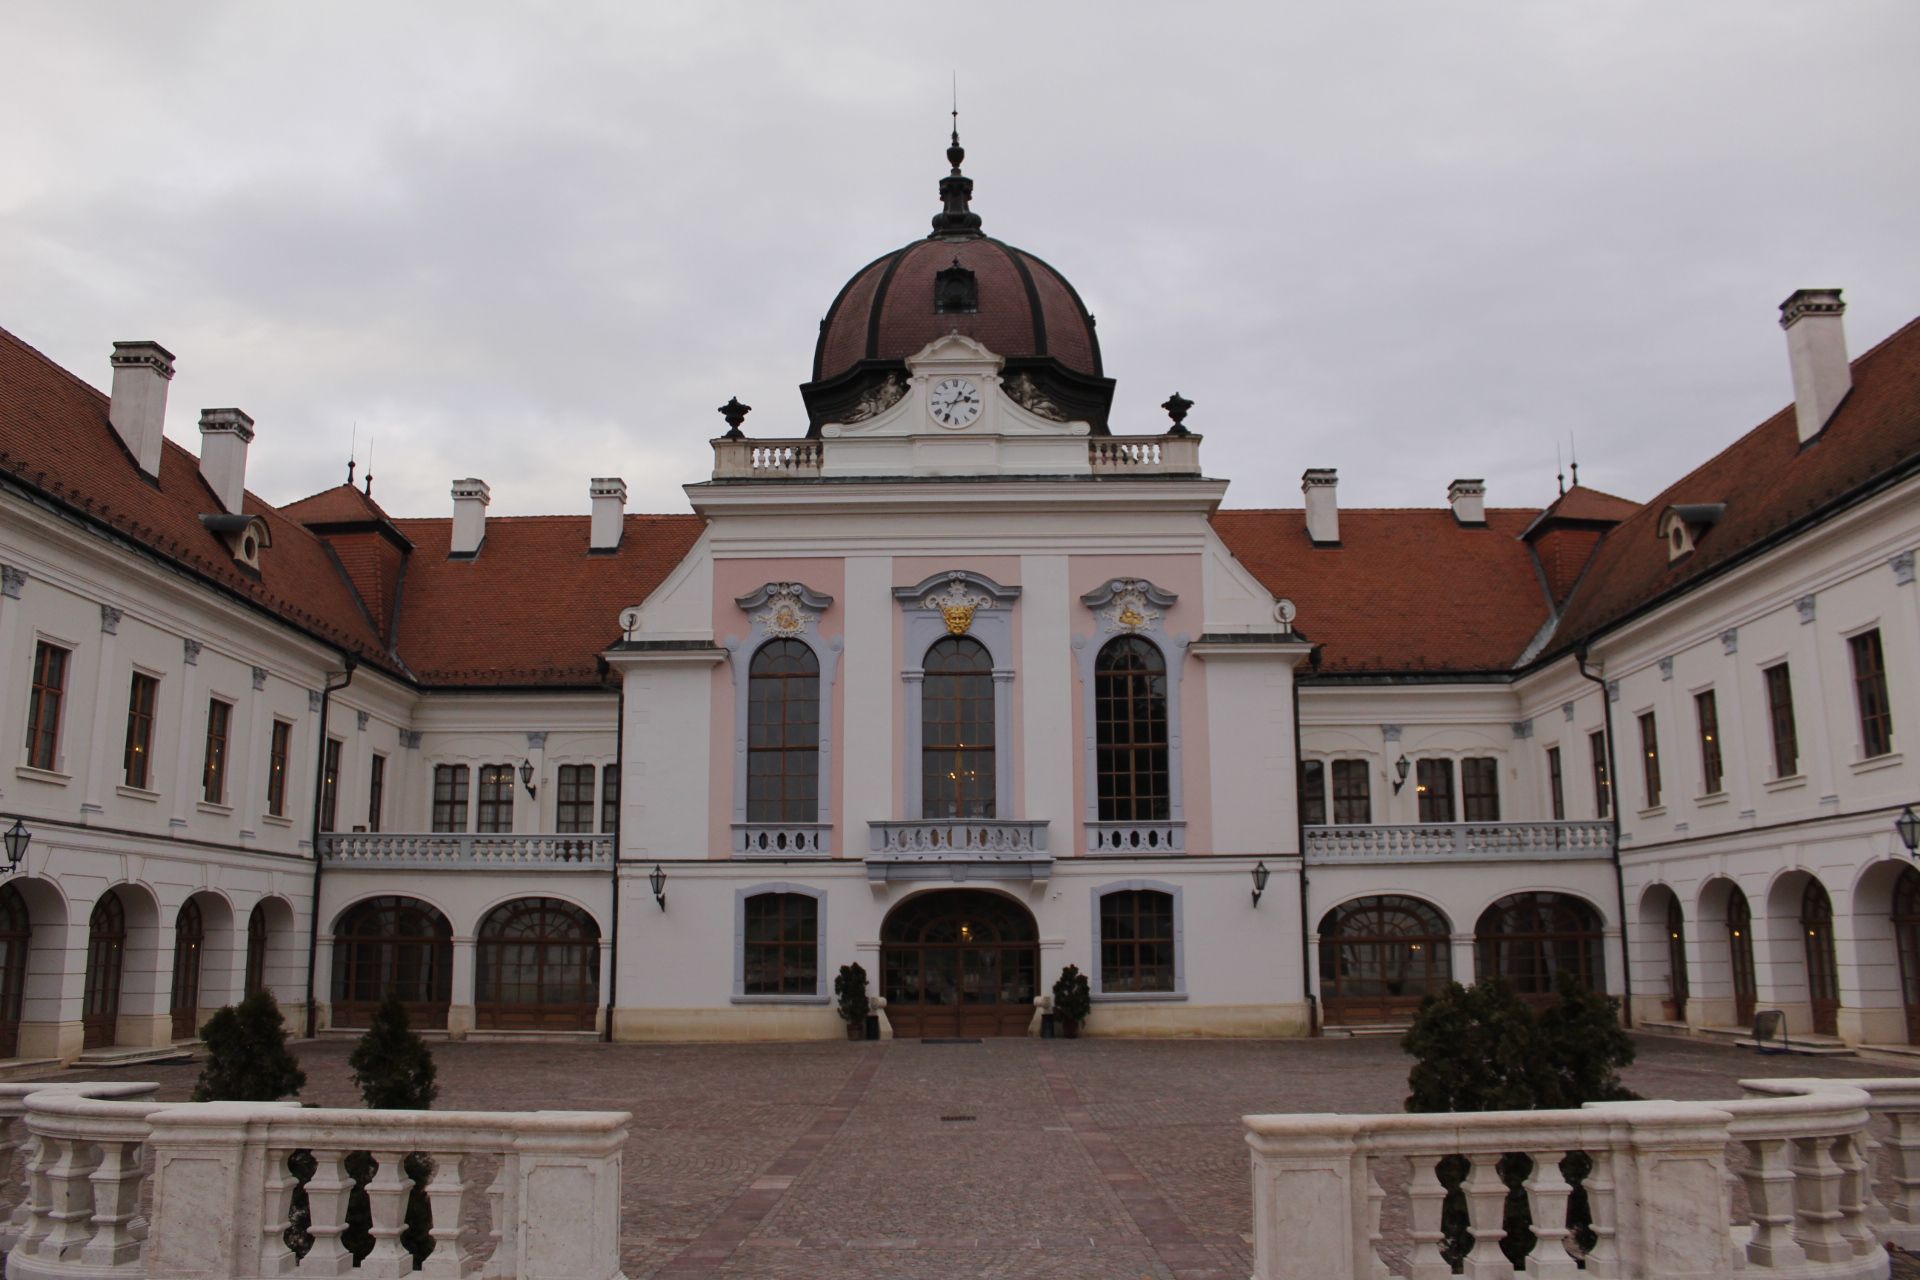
[[1318, 897, 1451, 1026], [1665, 894, 1689, 1022], [881, 891, 1039, 1038], [0, 884, 30, 1059], [1893, 868, 1920, 1046], [169, 899, 204, 1041], [474, 899, 600, 1032], [1728, 889, 1757, 1028], [1802, 881, 1840, 1037], [83, 891, 126, 1050]]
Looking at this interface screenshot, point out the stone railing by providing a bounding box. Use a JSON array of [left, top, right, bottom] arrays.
[[1088, 435, 1202, 475], [1244, 1076, 1920, 1280], [2, 1082, 630, 1280], [319, 832, 612, 869], [1086, 820, 1186, 853], [733, 822, 833, 856], [711, 438, 824, 479], [869, 820, 1049, 855], [1303, 819, 1614, 863]]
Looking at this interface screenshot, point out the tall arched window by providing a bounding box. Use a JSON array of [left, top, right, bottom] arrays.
[[476, 897, 600, 1031], [1475, 892, 1604, 999], [1318, 895, 1453, 1025], [747, 640, 821, 823], [923, 636, 994, 818], [1802, 879, 1839, 1036], [330, 896, 453, 1029], [1095, 637, 1170, 822], [169, 899, 205, 1042], [245, 902, 269, 998]]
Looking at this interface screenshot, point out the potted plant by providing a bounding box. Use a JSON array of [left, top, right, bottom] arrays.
[[834, 962, 870, 1041], [1052, 964, 1092, 1039]]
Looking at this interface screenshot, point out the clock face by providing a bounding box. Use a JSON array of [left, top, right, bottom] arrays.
[[928, 376, 983, 428]]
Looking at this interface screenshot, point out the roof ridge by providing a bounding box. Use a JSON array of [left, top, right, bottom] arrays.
[[0, 325, 111, 406]]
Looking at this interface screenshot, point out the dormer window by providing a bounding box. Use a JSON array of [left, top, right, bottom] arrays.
[[199, 512, 273, 571], [934, 261, 977, 314], [1657, 503, 1725, 563]]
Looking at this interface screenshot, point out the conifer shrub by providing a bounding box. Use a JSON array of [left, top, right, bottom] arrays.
[[348, 992, 439, 1110], [834, 962, 870, 1038], [1052, 964, 1092, 1036], [190, 990, 307, 1103]]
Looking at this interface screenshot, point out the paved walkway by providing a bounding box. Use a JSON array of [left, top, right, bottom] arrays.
[[63, 1033, 1920, 1279]]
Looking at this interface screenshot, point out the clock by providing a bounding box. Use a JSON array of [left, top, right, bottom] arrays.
[[928, 376, 982, 428]]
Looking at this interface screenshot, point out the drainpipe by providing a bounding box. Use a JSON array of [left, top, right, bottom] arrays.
[[1575, 643, 1633, 1027], [304, 656, 357, 1039], [600, 656, 623, 1043], [1295, 645, 1321, 1036]]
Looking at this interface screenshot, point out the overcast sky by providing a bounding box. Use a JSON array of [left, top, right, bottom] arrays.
[[4, 4, 1917, 521]]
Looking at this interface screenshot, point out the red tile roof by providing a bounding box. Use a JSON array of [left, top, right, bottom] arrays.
[[1211, 508, 1552, 673]]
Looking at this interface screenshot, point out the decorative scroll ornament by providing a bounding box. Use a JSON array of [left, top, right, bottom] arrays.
[[753, 584, 818, 638], [1081, 577, 1175, 634], [922, 573, 992, 636]]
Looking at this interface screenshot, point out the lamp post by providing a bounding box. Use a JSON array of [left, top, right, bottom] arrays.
[[1898, 805, 1920, 858], [518, 758, 537, 799], [1, 819, 28, 875], [1250, 860, 1269, 907], [649, 864, 667, 911]]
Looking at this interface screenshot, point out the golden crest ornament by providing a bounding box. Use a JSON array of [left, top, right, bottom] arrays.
[[942, 604, 977, 635]]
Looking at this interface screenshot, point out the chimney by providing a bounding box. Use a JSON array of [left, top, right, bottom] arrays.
[[1302, 468, 1339, 545], [1448, 478, 1486, 526], [1780, 288, 1850, 443], [197, 408, 255, 513], [450, 478, 490, 557], [589, 477, 627, 553], [108, 341, 176, 478]]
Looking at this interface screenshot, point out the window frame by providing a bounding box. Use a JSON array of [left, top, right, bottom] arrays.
[[1848, 628, 1895, 759], [600, 763, 619, 834], [731, 883, 827, 1003], [1092, 635, 1172, 823], [367, 753, 385, 833], [555, 763, 595, 834], [1694, 688, 1724, 796], [1300, 759, 1327, 826], [1091, 879, 1187, 1000], [476, 762, 514, 834], [202, 696, 234, 805], [1546, 745, 1565, 821], [431, 763, 471, 833], [1461, 756, 1500, 822], [24, 639, 70, 772], [746, 639, 823, 824], [123, 670, 159, 790], [318, 736, 342, 831], [1331, 759, 1372, 825], [895, 570, 1020, 821], [1762, 662, 1800, 778], [921, 635, 998, 819], [1637, 711, 1662, 810], [726, 583, 839, 847], [1415, 758, 1455, 824], [266, 719, 293, 817], [1590, 729, 1611, 819]]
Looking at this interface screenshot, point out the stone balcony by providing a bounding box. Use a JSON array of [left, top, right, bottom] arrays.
[[1087, 820, 1186, 853], [1303, 820, 1613, 865], [317, 832, 612, 869], [865, 819, 1052, 883], [733, 822, 833, 856], [710, 434, 1202, 480]]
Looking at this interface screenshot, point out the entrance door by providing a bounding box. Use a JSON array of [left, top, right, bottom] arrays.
[[0, 884, 30, 1059], [1727, 888, 1757, 1028], [1317, 896, 1452, 1025], [1665, 894, 1689, 1023], [1802, 880, 1840, 1037], [474, 898, 600, 1031], [1893, 868, 1920, 1046], [169, 899, 204, 1041], [881, 890, 1038, 1038], [83, 891, 126, 1050]]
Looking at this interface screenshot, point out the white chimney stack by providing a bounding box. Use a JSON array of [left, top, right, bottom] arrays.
[[450, 478, 490, 557], [1448, 478, 1486, 526], [589, 477, 627, 552], [1780, 288, 1851, 444], [197, 408, 255, 513], [1303, 468, 1339, 545], [108, 341, 175, 478]]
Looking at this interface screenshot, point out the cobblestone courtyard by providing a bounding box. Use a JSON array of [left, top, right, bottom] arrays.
[[67, 1034, 1920, 1279]]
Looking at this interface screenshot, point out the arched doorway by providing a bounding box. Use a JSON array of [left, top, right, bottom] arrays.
[[245, 902, 269, 998], [83, 891, 127, 1050], [881, 890, 1037, 1037], [330, 897, 452, 1030], [1474, 892, 1605, 1005], [169, 899, 205, 1041], [1803, 880, 1840, 1037], [1317, 895, 1452, 1025], [475, 898, 600, 1031], [1894, 868, 1920, 1046], [0, 884, 30, 1058], [1726, 887, 1757, 1028]]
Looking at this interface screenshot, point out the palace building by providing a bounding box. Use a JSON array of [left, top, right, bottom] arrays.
[[0, 133, 1916, 1065]]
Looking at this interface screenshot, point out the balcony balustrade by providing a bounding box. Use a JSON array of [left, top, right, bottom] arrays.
[[1303, 819, 1613, 864], [318, 832, 612, 869], [865, 819, 1052, 882], [733, 822, 833, 856], [711, 433, 1201, 480], [1086, 820, 1186, 853]]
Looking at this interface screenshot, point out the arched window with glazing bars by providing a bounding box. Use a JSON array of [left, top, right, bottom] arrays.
[[922, 637, 995, 819], [747, 640, 821, 823], [1474, 892, 1604, 999], [1095, 637, 1169, 822]]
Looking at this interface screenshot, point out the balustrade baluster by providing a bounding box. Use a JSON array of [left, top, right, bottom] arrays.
[[1885, 1111, 1920, 1228], [1791, 1132, 1853, 1262], [1522, 1150, 1579, 1278], [358, 1148, 414, 1277], [1831, 1131, 1879, 1257], [1574, 1147, 1618, 1278], [1363, 1156, 1390, 1280], [1740, 1135, 1806, 1267], [299, 1148, 357, 1275], [480, 1157, 514, 1280], [0, 1112, 26, 1255], [419, 1152, 465, 1279], [1460, 1152, 1515, 1279], [77, 1131, 147, 1269], [1406, 1156, 1453, 1280], [258, 1146, 301, 1275], [36, 1129, 103, 1258], [15, 1129, 51, 1257]]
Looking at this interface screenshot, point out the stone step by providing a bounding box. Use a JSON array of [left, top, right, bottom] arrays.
[[1732, 1035, 1856, 1057], [0, 1057, 66, 1082], [1858, 1042, 1920, 1062], [465, 1030, 602, 1043], [1322, 1023, 1411, 1039], [73, 1045, 195, 1068], [1636, 1020, 1692, 1036]]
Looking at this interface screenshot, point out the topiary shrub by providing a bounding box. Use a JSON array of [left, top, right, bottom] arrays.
[[1052, 964, 1092, 1037], [834, 963, 870, 1039], [191, 990, 307, 1102], [348, 993, 439, 1110]]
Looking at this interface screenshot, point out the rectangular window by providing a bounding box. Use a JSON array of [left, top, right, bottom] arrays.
[[1546, 746, 1565, 821], [123, 672, 158, 788], [556, 763, 595, 833], [1638, 712, 1661, 809], [1299, 759, 1326, 825], [1590, 730, 1611, 819], [1461, 757, 1500, 821], [1850, 629, 1894, 758], [1764, 663, 1799, 778], [202, 697, 233, 803], [319, 737, 342, 831], [432, 764, 470, 832], [600, 764, 619, 834], [23, 641, 69, 771], [742, 892, 818, 995], [476, 763, 514, 833], [1415, 759, 1455, 823], [367, 753, 386, 833], [1695, 690, 1724, 795], [266, 720, 292, 816], [1331, 760, 1371, 825]]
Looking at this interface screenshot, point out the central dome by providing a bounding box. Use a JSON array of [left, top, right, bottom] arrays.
[[800, 132, 1116, 435]]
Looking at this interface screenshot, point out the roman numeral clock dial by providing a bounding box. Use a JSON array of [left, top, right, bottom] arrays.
[[929, 376, 982, 428]]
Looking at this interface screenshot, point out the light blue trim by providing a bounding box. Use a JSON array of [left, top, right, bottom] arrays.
[[1089, 878, 1186, 999], [724, 585, 840, 834], [1073, 612, 1189, 831], [731, 882, 829, 1003], [895, 571, 1021, 819]]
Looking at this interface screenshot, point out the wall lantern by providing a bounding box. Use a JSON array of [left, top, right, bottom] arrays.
[[1899, 805, 1920, 859], [1392, 756, 1411, 794], [1, 819, 28, 875], [1250, 860, 1270, 907], [518, 759, 537, 799], [649, 864, 667, 911]]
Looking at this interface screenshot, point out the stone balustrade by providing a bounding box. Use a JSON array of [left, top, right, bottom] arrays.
[[1245, 1076, 1916, 1280], [319, 832, 612, 869], [711, 438, 824, 479], [1087, 435, 1202, 474], [869, 820, 1049, 855], [0, 1082, 630, 1280], [1303, 819, 1614, 864], [733, 822, 833, 856], [712, 435, 1200, 480], [1086, 820, 1186, 853]]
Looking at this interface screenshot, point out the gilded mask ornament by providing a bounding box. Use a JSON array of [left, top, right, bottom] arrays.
[[923, 574, 992, 636], [753, 585, 816, 638], [1097, 581, 1163, 634]]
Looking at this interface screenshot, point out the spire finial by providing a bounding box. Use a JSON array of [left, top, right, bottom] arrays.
[[364, 436, 374, 497], [1569, 433, 1580, 487], [1555, 441, 1565, 498], [930, 81, 982, 238], [347, 421, 357, 485]]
